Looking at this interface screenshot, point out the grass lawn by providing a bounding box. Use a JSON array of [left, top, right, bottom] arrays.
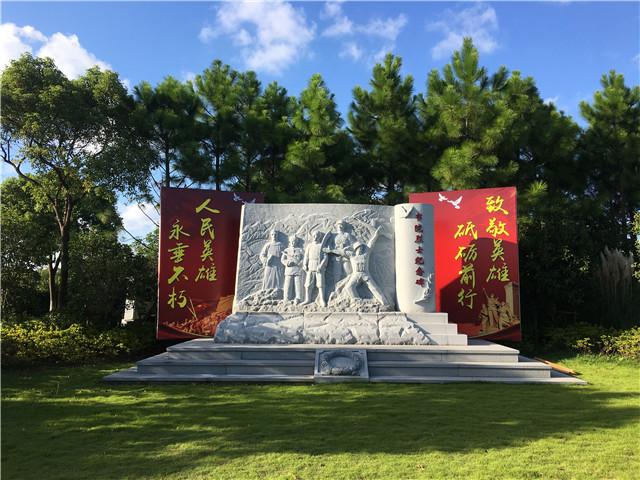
[[2, 354, 638, 480]]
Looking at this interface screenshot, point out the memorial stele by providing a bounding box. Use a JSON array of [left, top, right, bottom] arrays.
[[213, 203, 465, 348]]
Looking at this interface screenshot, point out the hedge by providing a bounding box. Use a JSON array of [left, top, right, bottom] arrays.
[[1, 321, 161, 368], [542, 322, 640, 361]]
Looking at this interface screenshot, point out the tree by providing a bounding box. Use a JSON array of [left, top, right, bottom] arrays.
[[419, 38, 515, 190], [349, 53, 420, 204], [134, 76, 207, 194], [579, 71, 640, 250], [227, 71, 267, 193], [1, 54, 150, 310], [254, 81, 299, 201], [284, 74, 347, 202], [67, 229, 136, 327], [192, 60, 241, 191], [0, 177, 54, 316]]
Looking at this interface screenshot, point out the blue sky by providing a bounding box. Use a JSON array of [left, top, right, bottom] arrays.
[[2, 0, 639, 237]]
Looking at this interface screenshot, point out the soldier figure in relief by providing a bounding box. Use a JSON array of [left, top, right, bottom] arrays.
[[302, 230, 328, 307], [331, 227, 389, 307], [328, 220, 354, 286], [281, 235, 304, 303], [260, 229, 283, 290]]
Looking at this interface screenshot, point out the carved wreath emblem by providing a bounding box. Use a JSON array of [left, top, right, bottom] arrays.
[[319, 349, 364, 376]]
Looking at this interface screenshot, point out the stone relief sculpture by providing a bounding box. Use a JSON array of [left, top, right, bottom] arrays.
[[302, 230, 330, 307], [260, 229, 283, 291], [329, 226, 391, 307], [281, 235, 304, 303], [232, 204, 400, 313], [327, 220, 355, 286], [219, 203, 442, 346]]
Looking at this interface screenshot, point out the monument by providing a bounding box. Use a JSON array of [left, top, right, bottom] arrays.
[[104, 188, 585, 384], [212, 203, 458, 351]]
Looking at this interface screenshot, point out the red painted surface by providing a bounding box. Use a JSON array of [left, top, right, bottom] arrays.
[[157, 187, 263, 339], [410, 188, 521, 341]]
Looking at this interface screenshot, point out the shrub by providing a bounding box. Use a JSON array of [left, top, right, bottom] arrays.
[[541, 322, 640, 361], [1, 321, 161, 368], [544, 322, 615, 353], [601, 327, 640, 361]]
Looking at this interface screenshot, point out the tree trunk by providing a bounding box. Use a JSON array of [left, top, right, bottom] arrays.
[[165, 145, 171, 187], [48, 255, 59, 311], [215, 153, 221, 190], [53, 194, 74, 310], [56, 218, 71, 310]]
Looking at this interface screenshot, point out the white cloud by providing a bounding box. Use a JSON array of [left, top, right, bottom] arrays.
[[323, 15, 353, 37], [181, 71, 196, 84], [0, 23, 38, 68], [119, 202, 159, 239], [37, 32, 111, 78], [360, 15, 408, 41], [543, 96, 559, 106], [0, 22, 111, 78], [339, 42, 363, 61], [428, 3, 500, 60], [319, 2, 407, 65], [199, 1, 315, 75], [321, 1, 353, 37]]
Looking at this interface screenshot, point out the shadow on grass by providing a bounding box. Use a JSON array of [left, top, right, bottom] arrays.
[[2, 363, 638, 479]]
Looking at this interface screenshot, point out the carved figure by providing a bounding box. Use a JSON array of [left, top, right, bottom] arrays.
[[483, 289, 500, 329], [260, 230, 283, 290], [498, 302, 512, 329], [302, 230, 329, 307], [281, 235, 304, 302], [478, 304, 491, 334], [328, 220, 355, 286], [332, 227, 389, 307]]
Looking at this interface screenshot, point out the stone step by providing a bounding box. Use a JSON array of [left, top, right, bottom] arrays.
[[137, 353, 314, 376], [369, 375, 587, 384], [165, 339, 512, 362], [424, 333, 468, 345], [415, 323, 460, 335], [103, 366, 315, 383], [102, 340, 587, 385], [368, 360, 551, 379]]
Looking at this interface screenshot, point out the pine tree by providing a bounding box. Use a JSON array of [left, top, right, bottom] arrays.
[[419, 37, 514, 190], [134, 76, 207, 191], [579, 70, 640, 245], [349, 53, 419, 204], [192, 60, 241, 190], [284, 74, 346, 202]]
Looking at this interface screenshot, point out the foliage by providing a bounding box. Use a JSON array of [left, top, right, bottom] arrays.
[[0, 177, 54, 316], [632, 211, 640, 281], [600, 327, 640, 361], [579, 70, 640, 246], [1, 54, 151, 310], [0, 320, 160, 368], [134, 75, 207, 194], [349, 53, 420, 204], [192, 60, 242, 191], [284, 73, 348, 202], [591, 247, 636, 328], [541, 322, 640, 361], [67, 230, 135, 328], [419, 38, 515, 190], [1, 174, 128, 317]]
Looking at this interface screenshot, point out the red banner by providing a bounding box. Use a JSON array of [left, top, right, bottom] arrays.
[[157, 187, 264, 339], [410, 188, 521, 341]]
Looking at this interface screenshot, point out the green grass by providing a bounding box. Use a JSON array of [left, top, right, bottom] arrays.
[[2, 354, 639, 480]]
